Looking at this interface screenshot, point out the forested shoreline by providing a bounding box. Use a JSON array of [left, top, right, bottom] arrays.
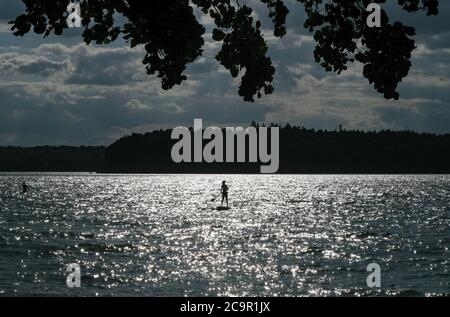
[[1, 125, 450, 174]]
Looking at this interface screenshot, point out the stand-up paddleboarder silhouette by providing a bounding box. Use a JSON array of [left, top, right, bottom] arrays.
[[221, 181, 229, 208], [210, 181, 230, 210]]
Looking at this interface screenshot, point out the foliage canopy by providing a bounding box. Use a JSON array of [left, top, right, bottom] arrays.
[[10, 0, 439, 101]]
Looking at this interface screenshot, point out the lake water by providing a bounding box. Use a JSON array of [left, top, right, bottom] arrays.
[[0, 174, 449, 296]]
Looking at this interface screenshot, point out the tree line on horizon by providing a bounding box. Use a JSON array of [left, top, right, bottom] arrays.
[[1, 124, 449, 173]]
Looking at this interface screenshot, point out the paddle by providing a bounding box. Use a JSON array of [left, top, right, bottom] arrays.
[[210, 192, 221, 202]]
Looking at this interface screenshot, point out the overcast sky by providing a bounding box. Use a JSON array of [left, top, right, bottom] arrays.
[[0, 0, 449, 146]]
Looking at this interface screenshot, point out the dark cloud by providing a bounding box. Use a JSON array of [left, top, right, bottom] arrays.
[[64, 45, 145, 86], [0, 0, 24, 21], [386, 1, 450, 35], [0, 52, 68, 76], [418, 31, 450, 49], [376, 101, 450, 134]]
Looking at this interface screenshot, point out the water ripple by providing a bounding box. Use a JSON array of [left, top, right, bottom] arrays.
[[0, 174, 449, 296]]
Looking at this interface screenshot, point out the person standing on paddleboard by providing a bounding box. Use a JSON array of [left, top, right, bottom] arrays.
[[22, 182, 29, 194], [221, 181, 229, 208]]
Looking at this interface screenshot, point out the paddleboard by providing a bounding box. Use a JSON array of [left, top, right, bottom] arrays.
[[216, 206, 230, 211]]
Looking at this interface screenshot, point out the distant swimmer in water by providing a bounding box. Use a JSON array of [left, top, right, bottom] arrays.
[[22, 182, 28, 193], [221, 180, 229, 208]]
